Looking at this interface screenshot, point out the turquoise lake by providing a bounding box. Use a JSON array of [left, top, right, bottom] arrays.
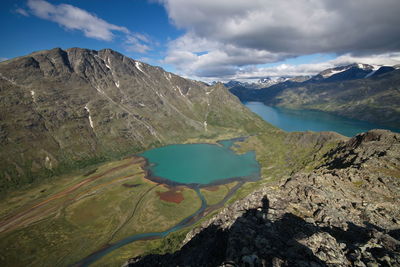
[[140, 143, 259, 185], [245, 101, 400, 137]]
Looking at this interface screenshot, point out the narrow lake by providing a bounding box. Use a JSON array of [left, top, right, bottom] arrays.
[[140, 142, 260, 185], [244, 101, 400, 137]]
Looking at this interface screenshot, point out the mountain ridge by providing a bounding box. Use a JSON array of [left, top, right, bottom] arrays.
[[0, 47, 268, 192], [229, 64, 400, 129], [225, 63, 398, 91]]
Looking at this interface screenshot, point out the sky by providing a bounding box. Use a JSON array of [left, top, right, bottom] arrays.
[[1, 0, 400, 82]]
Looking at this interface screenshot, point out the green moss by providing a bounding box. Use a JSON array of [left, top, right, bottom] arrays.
[[200, 185, 230, 206], [352, 180, 364, 187]]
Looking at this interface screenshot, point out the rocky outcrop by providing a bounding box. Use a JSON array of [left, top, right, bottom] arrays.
[[128, 130, 400, 266]]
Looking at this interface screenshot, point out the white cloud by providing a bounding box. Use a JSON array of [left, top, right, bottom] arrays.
[[124, 34, 152, 53], [226, 52, 400, 82], [164, 33, 290, 78], [162, 0, 400, 54], [0, 57, 9, 62], [158, 0, 400, 80], [25, 0, 152, 54], [15, 8, 29, 16], [27, 0, 129, 41]]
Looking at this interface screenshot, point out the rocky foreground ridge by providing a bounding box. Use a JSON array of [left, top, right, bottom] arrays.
[[128, 130, 400, 266]]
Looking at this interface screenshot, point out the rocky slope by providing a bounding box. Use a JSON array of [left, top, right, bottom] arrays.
[[230, 65, 400, 129], [128, 130, 400, 266], [0, 48, 267, 191]]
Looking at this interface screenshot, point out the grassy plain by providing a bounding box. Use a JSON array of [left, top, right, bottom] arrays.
[[0, 156, 212, 266], [200, 182, 236, 206]]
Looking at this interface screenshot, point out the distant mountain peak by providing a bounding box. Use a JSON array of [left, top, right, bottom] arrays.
[[225, 62, 396, 91], [258, 77, 289, 86], [318, 63, 375, 79], [224, 75, 311, 90], [310, 63, 391, 82], [353, 63, 375, 70]]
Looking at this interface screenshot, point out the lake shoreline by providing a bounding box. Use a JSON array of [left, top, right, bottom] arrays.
[[138, 136, 261, 189], [244, 101, 400, 137]]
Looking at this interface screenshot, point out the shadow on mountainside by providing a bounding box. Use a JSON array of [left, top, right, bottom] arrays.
[[127, 196, 400, 267]]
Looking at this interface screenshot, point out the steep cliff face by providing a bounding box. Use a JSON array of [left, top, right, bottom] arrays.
[[0, 48, 267, 191], [129, 130, 400, 266]]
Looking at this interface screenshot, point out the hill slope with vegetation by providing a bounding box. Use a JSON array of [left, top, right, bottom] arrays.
[[0, 47, 268, 191], [230, 67, 400, 129]]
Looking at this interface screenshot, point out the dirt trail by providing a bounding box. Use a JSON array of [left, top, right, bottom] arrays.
[[106, 184, 160, 244]]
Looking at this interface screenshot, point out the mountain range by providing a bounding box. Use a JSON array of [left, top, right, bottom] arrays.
[[225, 63, 398, 90], [229, 63, 400, 128], [1, 48, 399, 267], [0, 47, 267, 192], [224, 76, 311, 90]]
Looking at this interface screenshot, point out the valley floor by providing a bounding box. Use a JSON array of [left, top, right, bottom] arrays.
[[0, 130, 343, 266], [0, 149, 244, 266]]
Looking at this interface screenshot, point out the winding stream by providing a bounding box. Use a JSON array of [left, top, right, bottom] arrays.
[[74, 187, 208, 266], [74, 139, 258, 266]]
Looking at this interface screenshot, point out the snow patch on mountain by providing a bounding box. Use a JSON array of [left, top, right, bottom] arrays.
[[84, 104, 94, 129], [135, 61, 144, 73], [365, 65, 381, 78], [321, 68, 348, 78]]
